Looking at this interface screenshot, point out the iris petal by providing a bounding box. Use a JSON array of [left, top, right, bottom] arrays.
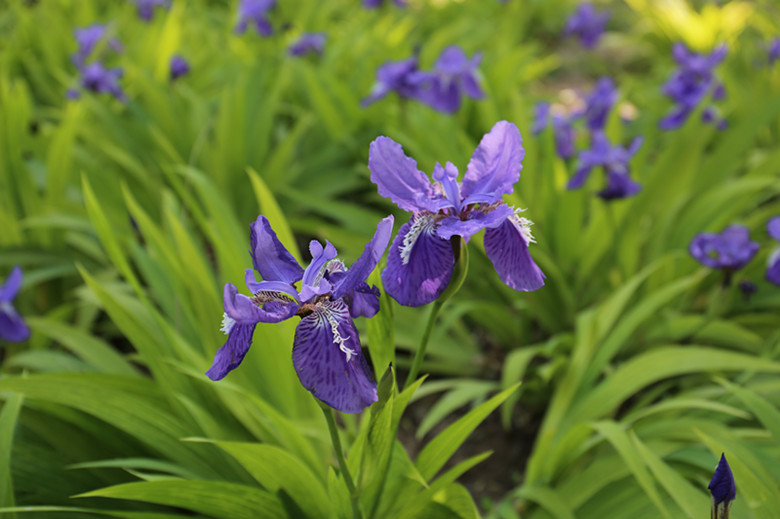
[[206, 323, 257, 380], [223, 283, 298, 324], [368, 137, 438, 212], [0, 266, 23, 302], [333, 215, 394, 299], [292, 299, 377, 413], [436, 203, 514, 241], [483, 215, 545, 291], [0, 304, 30, 342], [381, 214, 454, 307], [250, 215, 304, 284], [767, 216, 780, 242], [461, 121, 525, 205]]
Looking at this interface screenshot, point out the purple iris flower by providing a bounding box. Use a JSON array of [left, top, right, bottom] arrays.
[[78, 62, 127, 101], [567, 132, 642, 199], [368, 121, 545, 307], [72, 24, 122, 67], [584, 77, 617, 131], [207, 215, 394, 414], [564, 3, 610, 49], [362, 56, 421, 107], [170, 55, 190, 81], [362, 0, 406, 8], [689, 225, 758, 273], [531, 102, 576, 159], [709, 453, 736, 517], [235, 0, 276, 36], [412, 46, 484, 114], [768, 38, 780, 66], [660, 43, 727, 130], [0, 266, 30, 343], [135, 0, 170, 21], [766, 215, 780, 285], [288, 33, 326, 57]]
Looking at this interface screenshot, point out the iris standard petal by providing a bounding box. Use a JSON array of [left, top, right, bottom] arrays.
[[301, 240, 339, 291], [368, 137, 438, 212], [381, 214, 454, 307], [333, 215, 394, 299], [767, 216, 780, 241], [206, 323, 257, 380], [250, 215, 304, 284], [292, 299, 377, 413], [436, 203, 514, 240], [223, 283, 298, 324], [484, 215, 545, 291], [0, 266, 23, 302], [461, 121, 524, 205]]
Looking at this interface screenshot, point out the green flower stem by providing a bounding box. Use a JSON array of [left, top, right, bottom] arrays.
[[320, 403, 362, 519], [403, 237, 469, 390]]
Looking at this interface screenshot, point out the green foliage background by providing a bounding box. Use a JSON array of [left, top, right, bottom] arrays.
[[1, 0, 780, 517]]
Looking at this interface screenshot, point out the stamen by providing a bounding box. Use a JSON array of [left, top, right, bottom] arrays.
[[400, 213, 436, 265], [220, 313, 236, 335], [324, 309, 355, 363]]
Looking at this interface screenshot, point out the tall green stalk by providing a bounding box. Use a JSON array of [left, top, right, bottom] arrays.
[[320, 403, 362, 519]]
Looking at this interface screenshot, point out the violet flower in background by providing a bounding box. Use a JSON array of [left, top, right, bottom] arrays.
[[564, 2, 610, 49], [584, 77, 617, 131], [659, 43, 727, 130], [567, 132, 642, 200], [235, 0, 276, 36], [78, 62, 127, 101], [170, 55, 190, 81], [768, 38, 780, 66], [412, 46, 484, 114], [362, 56, 421, 107], [207, 215, 394, 414], [0, 266, 30, 343], [362, 0, 406, 8], [368, 121, 545, 307], [766, 215, 780, 285], [135, 0, 170, 21], [288, 33, 326, 57], [689, 225, 758, 281], [72, 23, 121, 67], [531, 102, 576, 159], [709, 453, 736, 519]]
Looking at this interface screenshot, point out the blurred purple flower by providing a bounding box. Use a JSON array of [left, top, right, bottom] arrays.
[[564, 3, 610, 49], [363, 0, 406, 8], [709, 453, 736, 518], [690, 225, 758, 272], [568, 132, 642, 200], [235, 0, 276, 36], [768, 38, 780, 66], [531, 102, 576, 159], [288, 33, 326, 57], [78, 62, 126, 101], [207, 215, 394, 414], [766, 215, 780, 285], [584, 77, 617, 131], [362, 56, 421, 106], [72, 23, 122, 67], [0, 266, 30, 343], [531, 102, 550, 135], [135, 0, 170, 21], [170, 55, 190, 81], [660, 43, 727, 130], [368, 121, 545, 307], [412, 46, 484, 113]]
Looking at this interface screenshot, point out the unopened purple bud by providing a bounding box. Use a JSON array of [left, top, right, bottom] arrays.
[[170, 55, 190, 81]]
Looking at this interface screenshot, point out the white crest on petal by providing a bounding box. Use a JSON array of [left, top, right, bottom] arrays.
[[769, 247, 780, 268], [220, 313, 236, 335], [400, 212, 437, 265], [323, 306, 355, 363], [509, 207, 536, 245]]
